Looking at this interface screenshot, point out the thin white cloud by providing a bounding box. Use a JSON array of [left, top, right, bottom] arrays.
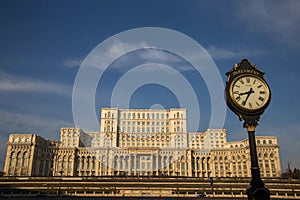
[[236, 0, 300, 48], [0, 109, 73, 140], [73, 39, 196, 73], [64, 58, 84, 68], [85, 40, 148, 70], [0, 70, 72, 96], [206, 45, 265, 60]]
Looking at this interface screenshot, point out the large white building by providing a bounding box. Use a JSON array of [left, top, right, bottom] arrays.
[[4, 108, 281, 178]]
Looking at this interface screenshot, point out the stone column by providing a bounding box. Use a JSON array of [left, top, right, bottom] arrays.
[[134, 155, 137, 176], [262, 159, 266, 177], [268, 158, 271, 177], [128, 155, 132, 176], [4, 145, 12, 176], [202, 158, 206, 177], [150, 154, 154, 175], [194, 158, 198, 177], [29, 145, 36, 176], [187, 151, 192, 177], [275, 156, 281, 177], [156, 155, 159, 175], [161, 155, 164, 174]]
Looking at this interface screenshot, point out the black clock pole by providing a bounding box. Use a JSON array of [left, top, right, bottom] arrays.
[[225, 59, 272, 200], [244, 120, 270, 200]]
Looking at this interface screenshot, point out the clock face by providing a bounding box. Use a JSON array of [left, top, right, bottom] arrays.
[[229, 75, 270, 111]]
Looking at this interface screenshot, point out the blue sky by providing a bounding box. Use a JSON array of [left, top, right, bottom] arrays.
[[1, 0, 300, 171]]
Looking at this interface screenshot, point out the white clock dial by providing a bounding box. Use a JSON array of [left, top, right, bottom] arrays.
[[230, 75, 270, 111]]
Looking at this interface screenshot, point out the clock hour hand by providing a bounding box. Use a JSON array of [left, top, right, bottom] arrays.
[[239, 91, 249, 96]]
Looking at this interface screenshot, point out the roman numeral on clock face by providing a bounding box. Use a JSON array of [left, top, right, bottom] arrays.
[[258, 96, 264, 102]]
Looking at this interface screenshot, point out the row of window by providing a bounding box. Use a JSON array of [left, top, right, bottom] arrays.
[[230, 139, 273, 148], [121, 121, 173, 126], [12, 137, 31, 143], [104, 111, 184, 119], [121, 126, 170, 133]]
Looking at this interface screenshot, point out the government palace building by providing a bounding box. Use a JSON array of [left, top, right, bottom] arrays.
[[4, 108, 281, 178]]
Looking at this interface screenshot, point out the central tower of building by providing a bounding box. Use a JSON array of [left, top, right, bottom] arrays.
[[99, 108, 187, 149]]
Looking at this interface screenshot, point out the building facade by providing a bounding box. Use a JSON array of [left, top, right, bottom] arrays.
[[4, 108, 281, 178]]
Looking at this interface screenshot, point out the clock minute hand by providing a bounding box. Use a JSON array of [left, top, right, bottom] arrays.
[[242, 88, 254, 106]]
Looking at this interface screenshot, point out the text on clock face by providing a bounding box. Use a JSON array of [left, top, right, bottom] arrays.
[[231, 76, 269, 110]]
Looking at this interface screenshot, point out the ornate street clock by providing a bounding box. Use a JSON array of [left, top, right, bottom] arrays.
[[225, 58, 271, 200], [225, 58, 271, 127]]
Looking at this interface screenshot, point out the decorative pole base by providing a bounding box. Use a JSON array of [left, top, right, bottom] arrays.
[[247, 186, 270, 200]]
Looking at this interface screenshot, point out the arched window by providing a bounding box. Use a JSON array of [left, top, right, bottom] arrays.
[[257, 140, 261, 145], [269, 140, 272, 144], [81, 157, 85, 169], [23, 152, 29, 167], [10, 151, 17, 167], [62, 155, 67, 169], [263, 140, 267, 145], [58, 155, 62, 168], [68, 156, 73, 169], [114, 156, 118, 169], [92, 157, 96, 170], [16, 152, 22, 167], [11, 151, 16, 157], [87, 157, 91, 169], [76, 156, 80, 170], [258, 153, 261, 158]]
